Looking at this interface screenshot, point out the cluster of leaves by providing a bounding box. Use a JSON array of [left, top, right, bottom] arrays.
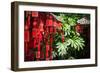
[[52, 13, 85, 59]]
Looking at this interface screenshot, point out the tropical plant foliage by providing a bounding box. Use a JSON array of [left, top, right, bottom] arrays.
[[52, 13, 86, 59]]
